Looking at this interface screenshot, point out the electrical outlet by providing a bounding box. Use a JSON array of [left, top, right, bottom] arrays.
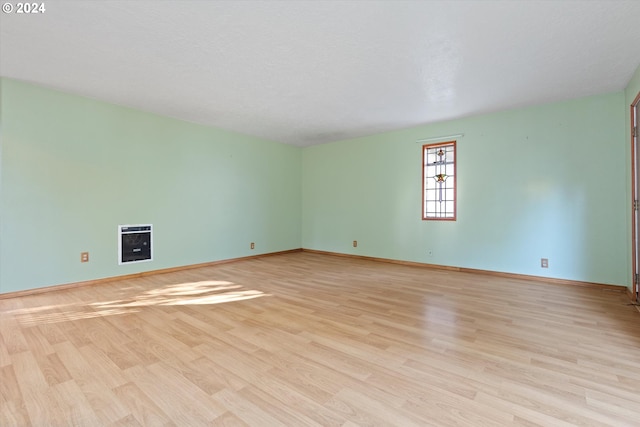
[[353, 240, 357, 247], [541, 258, 548, 268], [81, 252, 89, 263], [250, 242, 255, 250]]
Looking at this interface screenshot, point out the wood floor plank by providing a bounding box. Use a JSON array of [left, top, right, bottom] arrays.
[[53, 341, 130, 424], [110, 382, 174, 426], [323, 387, 424, 427], [128, 362, 226, 423], [1, 252, 639, 426], [20, 327, 55, 358], [212, 388, 289, 427], [0, 398, 31, 427], [210, 411, 250, 427]]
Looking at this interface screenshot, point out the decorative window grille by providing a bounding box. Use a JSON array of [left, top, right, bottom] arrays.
[[422, 141, 456, 220]]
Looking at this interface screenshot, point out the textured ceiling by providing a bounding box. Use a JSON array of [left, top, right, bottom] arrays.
[[1, 1, 640, 146]]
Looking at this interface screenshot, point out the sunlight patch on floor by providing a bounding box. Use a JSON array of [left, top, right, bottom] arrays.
[[8, 280, 270, 326]]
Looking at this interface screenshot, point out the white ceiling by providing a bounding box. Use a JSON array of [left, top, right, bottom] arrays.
[[1, 1, 639, 147]]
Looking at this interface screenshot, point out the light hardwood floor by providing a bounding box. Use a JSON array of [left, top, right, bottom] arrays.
[[1, 252, 639, 426]]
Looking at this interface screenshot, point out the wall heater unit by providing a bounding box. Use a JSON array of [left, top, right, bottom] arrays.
[[118, 224, 152, 265]]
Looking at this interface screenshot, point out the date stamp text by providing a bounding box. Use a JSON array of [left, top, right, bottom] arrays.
[[2, 3, 46, 13]]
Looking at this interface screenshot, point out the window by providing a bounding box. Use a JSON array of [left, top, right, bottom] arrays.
[[422, 141, 456, 220]]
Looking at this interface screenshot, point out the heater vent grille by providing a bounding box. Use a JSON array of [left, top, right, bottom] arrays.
[[118, 224, 153, 265]]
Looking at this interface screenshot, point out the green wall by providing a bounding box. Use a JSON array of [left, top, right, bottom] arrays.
[[1, 75, 635, 293], [0, 78, 301, 293], [302, 92, 628, 286]]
